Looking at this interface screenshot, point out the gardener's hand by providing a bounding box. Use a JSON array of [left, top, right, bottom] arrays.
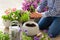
[[30, 12, 42, 19]]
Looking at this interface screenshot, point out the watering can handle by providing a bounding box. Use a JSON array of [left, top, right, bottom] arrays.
[[10, 21, 19, 26]]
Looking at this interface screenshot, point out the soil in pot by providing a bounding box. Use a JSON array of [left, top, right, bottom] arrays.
[[26, 23, 36, 27]]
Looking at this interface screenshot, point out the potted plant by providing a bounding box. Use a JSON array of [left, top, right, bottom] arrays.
[[22, 0, 42, 23], [2, 8, 30, 27], [2, 15, 11, 27]]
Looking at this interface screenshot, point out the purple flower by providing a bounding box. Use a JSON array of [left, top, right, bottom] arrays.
[[49, 34, 53, 38], [43, 30, 48, 33], [35, 0, 41, 3], [24, 29, 28, 35], [22, 3, 26, 6], [32, 1, 38, 8], [24, 30, 27, 32], [24, 0, 26, 2], [34, 36, 39, 40], [22, 0, 41, 12], [20, 29, 22, 31], [22, 7, 26, 11]]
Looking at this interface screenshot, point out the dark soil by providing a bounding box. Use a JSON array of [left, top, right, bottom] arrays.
[[26, 23, 36, 27]]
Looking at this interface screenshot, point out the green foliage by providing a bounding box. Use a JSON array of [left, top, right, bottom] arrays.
[[0, 31, 10, 40], [2, 15, 10, 20], [8, 10, 21, 21], [20, 11, 30, 22], [22, 32, 51, 40], [2, 10, 30, 22], [40, 33, 51, 40], [29, 5, 35, 12], [22, 32, 33, 40]]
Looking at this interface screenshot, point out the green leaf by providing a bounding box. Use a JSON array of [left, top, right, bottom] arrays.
[[2, 15, 10, 20], [22, 32, 33, 40], [0, 31, 9, 40]]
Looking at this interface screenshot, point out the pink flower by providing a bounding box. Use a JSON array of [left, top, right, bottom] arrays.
[[12, 8, 16, 12], [5, 8, 11, 15], [5, 11, 10, 15], [5, 9, 10, 15]]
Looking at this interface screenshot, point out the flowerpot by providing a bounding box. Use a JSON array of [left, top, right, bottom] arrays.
[[22, 21, 39, 36], [3, 20, 11, 27]]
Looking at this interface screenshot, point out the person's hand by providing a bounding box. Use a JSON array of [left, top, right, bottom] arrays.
[[30, 12, 42, 19]]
